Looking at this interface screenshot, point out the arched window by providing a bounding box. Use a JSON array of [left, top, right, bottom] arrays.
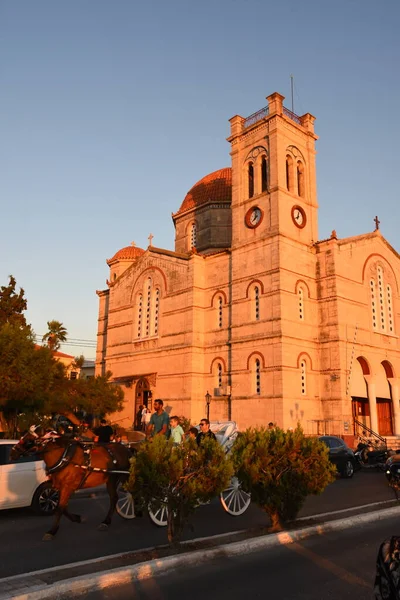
[[145, 277, 152, 337], [370, 266, 395, 334], [217, 362, 223, 388], [297, 161, 305, 197], [286, 155, 293, 192], [153, 288, 160, 335], [191, 223, 197, 249], [248, 162, 254, 198], [370, 279, 377, 330], [300, 360, 306, 395], [261, 156, 268, 192], [255, 358, 261, 395], [137, 294, 143, 338], [254, 286, 260, 321], [217, 296, 223, 328], [298, 287, 304, 320]]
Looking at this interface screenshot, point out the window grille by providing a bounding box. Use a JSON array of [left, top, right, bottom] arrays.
[[255, 359, 261, 395], [218, 296, 223, 328], [145, 278, 152, 337], [300, 360, 306, 395], [191, 223, 197, 248], [154, 288, 160, 335], [137, 294, 143, 338], [217, 363, 223, 388], [298, 288, 304, 320], [254, 286, 260, 321], [248, 163, 254, 198]]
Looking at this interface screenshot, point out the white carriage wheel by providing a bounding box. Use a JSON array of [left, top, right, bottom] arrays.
[[220, 476, 251, 516], [116, 488, 136, 520], [148, 501, 168, 527]]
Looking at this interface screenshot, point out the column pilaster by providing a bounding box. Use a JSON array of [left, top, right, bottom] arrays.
[[364, 375, 378, 433]]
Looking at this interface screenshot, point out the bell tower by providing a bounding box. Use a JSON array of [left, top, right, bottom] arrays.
[[227, 92, 318, 247]]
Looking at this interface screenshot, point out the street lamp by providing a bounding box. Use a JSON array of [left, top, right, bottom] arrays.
[[205, 391, 211, 421]]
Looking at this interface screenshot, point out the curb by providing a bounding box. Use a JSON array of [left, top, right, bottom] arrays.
[[4, 503, 400, 600]]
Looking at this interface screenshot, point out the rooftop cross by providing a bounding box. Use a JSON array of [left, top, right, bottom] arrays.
[[374, 215, 380, 231], [148, 233, 154, 246]]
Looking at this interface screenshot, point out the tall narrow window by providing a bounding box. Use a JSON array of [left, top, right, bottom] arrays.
[[153, 288, 160, 335], [297, 161, 305, 197], [261, 156, 268, 192], [387, 284, 394, 333], [298, 288, 304, 320], [254, 286, 260, 321], [370, 266, 394, 334], [248, 162, 254, 198], [137, 294, 143, 338], [300, 360, 306, 395], [286, 155, 293, 191], [217, 363, 223, 388], [255, 359, 261, 395], [145, 278, 152, 337], [370, 279, 377, 330], [218, 296, 223, 328], [191, 223, 197, 248]]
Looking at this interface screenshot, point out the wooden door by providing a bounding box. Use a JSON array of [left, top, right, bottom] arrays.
[[352, 397, 370, 430], [377, 398, 393, 436]]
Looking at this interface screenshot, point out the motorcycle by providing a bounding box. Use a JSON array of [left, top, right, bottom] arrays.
[[355, 442, 394, 471], [385, 453, 400, 500]]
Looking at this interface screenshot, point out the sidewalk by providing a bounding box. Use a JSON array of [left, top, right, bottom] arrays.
[[2, 500, 400, 600]]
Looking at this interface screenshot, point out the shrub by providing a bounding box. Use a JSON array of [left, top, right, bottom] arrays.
[[231, 425, 336, 531], [126, 435, 233, 545]]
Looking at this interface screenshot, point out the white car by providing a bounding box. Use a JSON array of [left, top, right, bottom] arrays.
[[0, 439, 59, 515]]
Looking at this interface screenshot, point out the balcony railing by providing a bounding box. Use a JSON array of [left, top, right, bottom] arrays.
[[244, 105, 269, 129], [283, 106, 301, 125]]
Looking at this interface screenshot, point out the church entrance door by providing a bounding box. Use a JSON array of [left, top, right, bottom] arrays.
[[352, 397, 370, 430], [376, 398, 393, 436], [135, 378, 152, 425]]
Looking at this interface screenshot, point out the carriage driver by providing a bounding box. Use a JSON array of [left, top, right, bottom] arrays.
[[146, 399, 170, 438]]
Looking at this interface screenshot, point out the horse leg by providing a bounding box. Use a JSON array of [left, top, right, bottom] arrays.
[[43, 487, 73, 541], [98, 476, 118, 531], [63, 507, 85, 523]]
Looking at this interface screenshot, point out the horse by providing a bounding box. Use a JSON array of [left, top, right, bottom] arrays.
[[11, 426, 133, 541]]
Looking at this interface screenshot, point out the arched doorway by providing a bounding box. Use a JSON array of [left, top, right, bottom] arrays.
[[135, 378, 152, 424], [377, 361, 394, 436], [351, 357, 370, 428]]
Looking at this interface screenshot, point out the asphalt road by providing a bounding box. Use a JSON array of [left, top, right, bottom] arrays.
[[80, 515, 400, 600], [0, 469, 395, 580]]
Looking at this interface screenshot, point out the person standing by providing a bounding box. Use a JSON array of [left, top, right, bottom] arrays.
[[170, 416, 184, 445], [196, 418, 217, 445], [141, 405, 148, 431], [94, 418, 114, 443], [146, 399, 170, 438], [135, 405, 143, 430]]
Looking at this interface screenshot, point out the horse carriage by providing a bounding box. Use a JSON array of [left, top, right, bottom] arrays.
[[11, 420, 250, 539], [116, 420, 251, 525]]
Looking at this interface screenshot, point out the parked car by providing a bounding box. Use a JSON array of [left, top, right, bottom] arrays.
[[0, 440, 59, 515], [319, 435, 357, 479]]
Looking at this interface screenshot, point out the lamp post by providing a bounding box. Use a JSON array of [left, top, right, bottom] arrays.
[[205, 391, 211, 421]]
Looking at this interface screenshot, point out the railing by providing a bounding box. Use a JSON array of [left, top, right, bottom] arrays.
[[283, 106, 301, 125], [244, 105, 269, 128], [354, 418, 387, 448]]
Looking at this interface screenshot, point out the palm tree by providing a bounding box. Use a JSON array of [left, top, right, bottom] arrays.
[[42, 320, 67, 352]]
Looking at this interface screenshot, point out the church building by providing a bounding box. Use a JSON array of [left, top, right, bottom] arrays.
[[96, 92, 400, 444]]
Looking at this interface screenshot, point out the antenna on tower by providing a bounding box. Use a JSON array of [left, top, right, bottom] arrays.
[[290, 74, 294, 113]]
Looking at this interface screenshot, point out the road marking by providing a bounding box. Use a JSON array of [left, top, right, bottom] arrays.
[[296, 499, 396, 521]]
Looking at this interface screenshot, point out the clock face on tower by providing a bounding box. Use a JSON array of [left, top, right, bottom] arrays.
[[245, 206, 263, 229], [291, 205, 306, 229]]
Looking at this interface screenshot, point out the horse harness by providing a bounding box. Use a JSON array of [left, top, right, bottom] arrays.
[[44, 439, 128, 489]]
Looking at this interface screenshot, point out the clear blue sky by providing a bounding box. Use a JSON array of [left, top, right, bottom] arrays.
[[2, 0, 399, 359]]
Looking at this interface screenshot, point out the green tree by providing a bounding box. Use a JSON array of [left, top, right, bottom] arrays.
[[0, 322, 65, 432], [42, 320, 67, 351], [231, 426, 336, 531], [0, 275, 28, 329], [72, 355, 85, 371], [126, 436, 233, 545], [43, 370, 124, 418]]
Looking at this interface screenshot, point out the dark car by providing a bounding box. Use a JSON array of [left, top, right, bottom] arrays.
[[319, 435, 357, 479]]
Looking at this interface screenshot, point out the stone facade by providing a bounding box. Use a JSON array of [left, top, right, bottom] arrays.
[[96, 92, 400, 441]]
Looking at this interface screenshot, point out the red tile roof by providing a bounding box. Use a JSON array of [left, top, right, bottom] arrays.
[[107, 245, 145, 266], [173, 168, 232, 217]]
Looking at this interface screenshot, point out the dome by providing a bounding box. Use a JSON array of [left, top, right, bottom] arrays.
[[107, 244, 145, 266], [174, 168, 232, 217]]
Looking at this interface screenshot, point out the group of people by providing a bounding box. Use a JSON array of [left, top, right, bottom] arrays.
[[136, 398, 216, 446]]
